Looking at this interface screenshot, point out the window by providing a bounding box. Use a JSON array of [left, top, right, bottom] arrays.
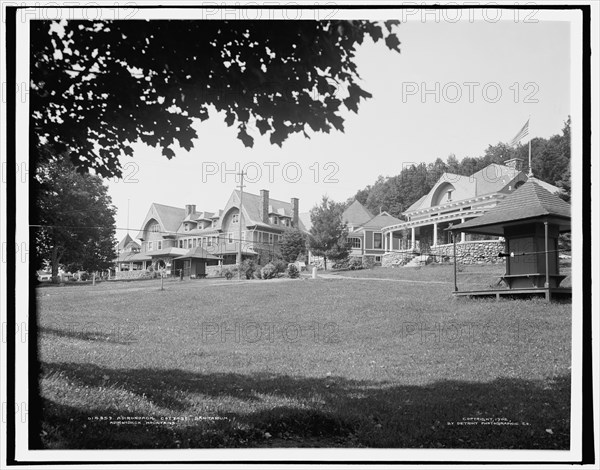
[[193, 238, 197, 248], [207, 237, 212, 246], [150, 223, 160, 233], [232, 214, 239, 224], [148, 241, 153, 251], [375, 256, 382, 262], [268, 233, 274, 244], [447, 190, 453, 202], [373, 233, 383, 249], [349, 238, 361, 248], [184, 223, 189, 232], [228, 232, 234, 243], [157, 241, 162, 250], [271, 216, 278, 225]]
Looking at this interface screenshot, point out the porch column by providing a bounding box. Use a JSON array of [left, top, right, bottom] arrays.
[[411, 227, 415, 250], [389, 232, 393, 251], [433, 223, 438, 247], [460, 218, 466, 243]]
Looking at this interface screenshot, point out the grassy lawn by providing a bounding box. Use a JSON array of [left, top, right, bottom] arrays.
[[36, 266, 571, 449]]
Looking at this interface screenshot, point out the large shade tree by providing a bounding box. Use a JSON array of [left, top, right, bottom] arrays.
[[31, 19, 400, 178], [34, 157, 117, 282]]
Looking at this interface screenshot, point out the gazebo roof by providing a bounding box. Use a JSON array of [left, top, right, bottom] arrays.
[[449, 179, 571, 236]]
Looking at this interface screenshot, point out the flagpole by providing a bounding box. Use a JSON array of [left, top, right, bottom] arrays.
[[528, 116, 533, 177]]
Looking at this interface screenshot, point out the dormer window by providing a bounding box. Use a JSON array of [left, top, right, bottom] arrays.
[[150, 223, 160, 233], [184, 223, 189, 232], [271, 216, 278, 225], [447, 190, 453, 202]]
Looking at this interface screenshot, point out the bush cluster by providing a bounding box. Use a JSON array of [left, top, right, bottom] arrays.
[[287, 263, 300, 279], [361, 256, 376, 269], [260, 263, 277, 280], [348, 257, 364, 270]]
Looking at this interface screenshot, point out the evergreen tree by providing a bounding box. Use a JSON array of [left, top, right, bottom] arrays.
[[308, 196, 350, 270]]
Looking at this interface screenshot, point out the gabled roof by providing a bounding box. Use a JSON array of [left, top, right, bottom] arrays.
[[343, 200, 374, 226], [405, 194, 427, 212], [173, 245, 221, 260], [449, 180, 571, 235], [216, 190, 299, 231], [136, 203, 186, 239], [238, 190, 294, 222], [117, 233, 134, 250], [152, 203, 187, 232], [470, 164, 524, 196], [195, 211, 215, 221], [403, 164, 561, 215], [361, 212, 403, 230]]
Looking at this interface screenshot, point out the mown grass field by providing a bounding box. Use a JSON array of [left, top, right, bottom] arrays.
[[36, 264, 571, 449]]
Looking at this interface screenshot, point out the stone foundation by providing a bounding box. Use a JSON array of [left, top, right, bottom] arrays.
[[383, 240, 506, 266]]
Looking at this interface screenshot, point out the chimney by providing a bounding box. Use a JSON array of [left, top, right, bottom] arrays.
[[291, 197, 299, 227], [260, 189, 269, 223], [185, 204, 196, 216], [504, 158, 524, 171]]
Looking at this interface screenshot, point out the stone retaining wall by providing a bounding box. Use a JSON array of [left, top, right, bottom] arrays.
[[114, 269, 155, 280], [206, 265, 224, 278], [382, 240, 506, 267]]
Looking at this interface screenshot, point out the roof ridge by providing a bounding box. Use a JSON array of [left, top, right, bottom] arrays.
[[152, 202, 186, 210]]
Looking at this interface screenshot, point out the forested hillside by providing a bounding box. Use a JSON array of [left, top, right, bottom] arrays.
[[350, 117, 571, 219]]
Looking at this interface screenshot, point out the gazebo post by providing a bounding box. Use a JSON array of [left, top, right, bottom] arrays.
[[452, 230, 458, 292], [544, 220, 550, 301]]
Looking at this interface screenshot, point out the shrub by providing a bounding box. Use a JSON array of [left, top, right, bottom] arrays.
[[287, 263, 300, 279], [362, 256, 376, 270], [224, 269, 234, 280], [272, 258, 288, 275], [261, 263, 277, 280], [348, 257, 363, 270], [253, 266, 263, 279], [332, 258, 349, 270], [241, 259, 257, 279], [80, 272, 90, 281]]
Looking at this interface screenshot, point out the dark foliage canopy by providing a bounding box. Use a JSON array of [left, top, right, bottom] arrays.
[[34, 157, 117, 278], [31, 20, 400, 178]]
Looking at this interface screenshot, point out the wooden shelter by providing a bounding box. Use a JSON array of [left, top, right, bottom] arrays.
[[448, 179, 571, 301], [173, 246, 221, 279]]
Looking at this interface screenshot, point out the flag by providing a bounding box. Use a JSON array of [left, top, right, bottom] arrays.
[[509, 119, 529, 147]]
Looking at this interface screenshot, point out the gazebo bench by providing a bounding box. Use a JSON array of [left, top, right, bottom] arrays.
[[501, 273, 566, 289]]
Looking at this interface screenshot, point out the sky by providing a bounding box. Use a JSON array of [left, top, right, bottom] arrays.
[[106, 14, 571, 240]]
